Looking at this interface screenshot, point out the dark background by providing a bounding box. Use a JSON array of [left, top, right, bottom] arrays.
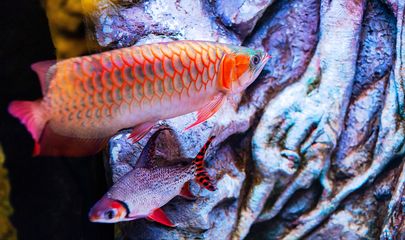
[[0, 1, 113, 239]]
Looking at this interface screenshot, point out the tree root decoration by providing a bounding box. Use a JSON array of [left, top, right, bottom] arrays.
[[380, 4, 405, 239], [251, 0, 365, 226], [259, 0, 403, 236], [380, 161, 405, 240], [256, 144, 326, 222], [284, 62, 405, 239], [98, 0, 405, 238]]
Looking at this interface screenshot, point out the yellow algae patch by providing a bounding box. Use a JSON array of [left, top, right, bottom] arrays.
[[0, 145, 17, 240], [43, 0, 101, 59]]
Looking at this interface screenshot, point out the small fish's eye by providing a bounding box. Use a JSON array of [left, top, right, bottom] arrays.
[[251, 55, 261, 66], [105, 209, 116, 219]]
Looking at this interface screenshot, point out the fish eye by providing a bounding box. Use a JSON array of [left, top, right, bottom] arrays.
[[251, 54, 261, 66], [105, 209, 116, 220]]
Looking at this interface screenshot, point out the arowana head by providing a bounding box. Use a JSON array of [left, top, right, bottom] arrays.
[[88, 198, 131, 223], [219, 46, 269, 93]]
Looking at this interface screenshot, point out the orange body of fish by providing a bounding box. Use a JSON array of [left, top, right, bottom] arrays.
[[9, 40, 269, 156]]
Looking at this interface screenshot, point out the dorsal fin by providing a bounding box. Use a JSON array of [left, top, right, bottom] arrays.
[[154, 127, 183, 162], [135, 128, 164, 168], [31, 60, 56, 95], [135, 126, 181, 168]]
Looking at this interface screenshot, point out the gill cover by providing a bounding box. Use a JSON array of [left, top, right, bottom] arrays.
[[218, 54, 251, 92], [218, 54, 236, 91]]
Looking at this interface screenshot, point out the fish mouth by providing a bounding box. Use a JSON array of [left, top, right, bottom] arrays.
[[262, 53, 271, 63], [88, 212, 104, 223], [88, 208, 104, 223], [88, 215, 98, 222], [253, 53, 270, 76]]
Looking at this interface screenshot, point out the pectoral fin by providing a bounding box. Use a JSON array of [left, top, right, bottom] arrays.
[[128, 121, 156, 143], [184, 94, 225, 130], [179, 181, 196, 200], [147, 208, 175, 227]]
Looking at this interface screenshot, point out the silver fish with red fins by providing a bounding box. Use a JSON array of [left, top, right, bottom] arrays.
[[88, 131, 216, 226], [8, 40, 269, 157]]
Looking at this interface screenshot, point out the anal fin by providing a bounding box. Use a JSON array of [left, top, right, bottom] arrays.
[[128, 121, 156, 143], [38, 124, 108, 157], [147, 208, 175, 227], [185, 94, 225, 130]]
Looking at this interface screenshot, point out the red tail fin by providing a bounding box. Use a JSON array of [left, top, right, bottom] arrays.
[[193, 136, 217, 191], [8, 100, 48, 156]]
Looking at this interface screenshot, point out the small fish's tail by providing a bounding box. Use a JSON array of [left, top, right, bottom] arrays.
[[8, 100, 48, 156], [193, 136, 217, 191]]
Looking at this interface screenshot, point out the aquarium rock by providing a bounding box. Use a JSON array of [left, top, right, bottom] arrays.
[[98, 0, 405, 239]]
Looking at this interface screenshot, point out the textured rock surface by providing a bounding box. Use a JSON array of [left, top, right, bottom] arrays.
[[94, 0, 405, 239]]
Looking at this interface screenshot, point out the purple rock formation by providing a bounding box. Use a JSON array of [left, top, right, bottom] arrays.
[[88, 0, 405, 239], [215, 0, 274, 39]]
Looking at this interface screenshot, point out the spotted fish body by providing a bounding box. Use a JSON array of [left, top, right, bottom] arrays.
[[106, 163, 194, 218], [88, 135, 216, 226], [9, 40, 269, 156]]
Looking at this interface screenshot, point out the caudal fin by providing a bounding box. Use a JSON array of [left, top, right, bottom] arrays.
[[193, 136, 217, 191], [8, 100, 48, 156]]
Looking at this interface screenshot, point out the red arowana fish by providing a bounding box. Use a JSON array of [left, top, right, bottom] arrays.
[[88, 132, 216, 226], [9, 40, 269, 156]]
